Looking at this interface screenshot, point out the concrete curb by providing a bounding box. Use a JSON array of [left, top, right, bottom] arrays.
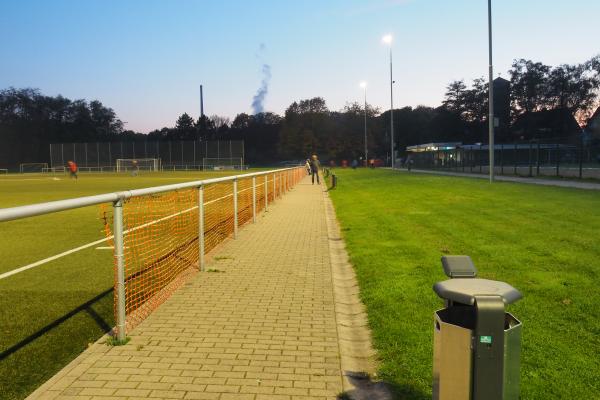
[[322, 189, 394, 400]]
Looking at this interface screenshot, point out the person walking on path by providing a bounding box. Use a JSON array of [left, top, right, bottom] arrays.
[[310, 154, 321, 184], [305, 159, 311, 175]]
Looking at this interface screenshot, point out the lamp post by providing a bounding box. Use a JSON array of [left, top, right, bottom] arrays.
[[382, 34, 394, 169], [488, 0, 495, 182], [360, 82, 368, 166]]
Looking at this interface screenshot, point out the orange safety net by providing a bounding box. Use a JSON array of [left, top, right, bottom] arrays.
[[101, 168, 304, 334]]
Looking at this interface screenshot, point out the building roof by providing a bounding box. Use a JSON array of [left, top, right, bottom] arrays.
[[587, 107, 600, 129], [512, 108, 581, 137], [406, 142, 462, 152]]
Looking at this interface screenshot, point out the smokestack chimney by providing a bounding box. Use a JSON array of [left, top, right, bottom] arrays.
[[200, 85, 204, 118]]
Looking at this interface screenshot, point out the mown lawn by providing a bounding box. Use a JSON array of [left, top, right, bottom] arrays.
[[328, 169, 600, 399], [0, 170, 260, 399]]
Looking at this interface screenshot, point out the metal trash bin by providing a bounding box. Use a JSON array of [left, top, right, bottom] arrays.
[[432, 256, 522, 400]]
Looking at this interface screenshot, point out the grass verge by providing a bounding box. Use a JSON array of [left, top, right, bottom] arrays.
[[328, 168, 600, 399]]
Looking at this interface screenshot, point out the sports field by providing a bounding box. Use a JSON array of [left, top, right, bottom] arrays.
[[328, 169, 600, 399], [0, 170, 258, 400]]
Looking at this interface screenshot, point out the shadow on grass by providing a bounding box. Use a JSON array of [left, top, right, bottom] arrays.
[[0, 287, 113, 361], [338, 372, 429, 400]]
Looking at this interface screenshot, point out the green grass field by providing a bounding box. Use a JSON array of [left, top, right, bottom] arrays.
[[328, 169, 600, 399], [0, 170, 256, 400]]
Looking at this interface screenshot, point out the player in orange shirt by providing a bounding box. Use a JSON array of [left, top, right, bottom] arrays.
[[67, 160, 78, 179]]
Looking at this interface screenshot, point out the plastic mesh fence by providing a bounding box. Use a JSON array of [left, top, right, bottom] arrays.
[[101, 168, 304, 334]]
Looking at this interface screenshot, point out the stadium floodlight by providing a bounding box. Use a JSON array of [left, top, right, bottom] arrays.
[[360, 82, 368, 164], [382, 34, 395, 169]]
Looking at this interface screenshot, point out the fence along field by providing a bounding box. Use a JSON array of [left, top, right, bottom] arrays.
[[0, 167, 303, 398], [48, 139, 245, 171]]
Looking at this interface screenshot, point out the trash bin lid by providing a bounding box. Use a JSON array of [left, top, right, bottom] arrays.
[[433, 278, 522, 305]]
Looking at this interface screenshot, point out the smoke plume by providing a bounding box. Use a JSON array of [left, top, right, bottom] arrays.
[[251, 44, 271, 114]]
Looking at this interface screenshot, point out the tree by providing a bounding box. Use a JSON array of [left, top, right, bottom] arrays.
[[442, 80, 467, 114], [509, 59, 551, 116]]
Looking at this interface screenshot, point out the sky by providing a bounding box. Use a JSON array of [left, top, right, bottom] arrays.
[[1, 0, 599, 133]]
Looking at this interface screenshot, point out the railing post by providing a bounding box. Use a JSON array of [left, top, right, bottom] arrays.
[[113, 199, 126, 341], [252, 176, 256, 223], [198, 185, 205, 271], [264, 174, 268, 211], [233, 178, 238, 238], [273, 173, 276, 200]]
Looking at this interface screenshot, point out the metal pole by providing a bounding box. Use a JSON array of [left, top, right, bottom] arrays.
[[264, 174, 268, 211], [488, 0, 495, 182], [389, 47, 394, 169], [513, 145, 517, 175], [535, 140, 540, 176], [198, 186, 204, 271], [49, 144, 53, 168], [233, 178, 238, 239], [529, 142, 533, 177], [364, 86, 368, 164], [579, 136, 584, 179], [252, 177, 256, 223], [113, 199, 126, 341], [556, 143, 560, 177]]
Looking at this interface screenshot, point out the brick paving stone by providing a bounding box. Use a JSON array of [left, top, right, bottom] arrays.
[[26, 177, 345, 399]]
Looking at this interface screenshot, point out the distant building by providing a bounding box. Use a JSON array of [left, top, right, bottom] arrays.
[[493, 77, 511, 142], [511, 108, 581, 141]]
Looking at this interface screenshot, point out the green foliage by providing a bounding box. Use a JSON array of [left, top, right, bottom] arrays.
[[329, 169, 600, 399], [105, 336, 130, 346]]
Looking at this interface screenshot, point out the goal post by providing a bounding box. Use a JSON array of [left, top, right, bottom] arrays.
[[202, 158, 244, 170], [42, 166, 67, 174], [20, 163, 48, 173], [116, 158, 160, 172]]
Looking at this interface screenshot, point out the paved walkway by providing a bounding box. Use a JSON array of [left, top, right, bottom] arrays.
[[28, 177, 376, 400], [403, 168, 600, 190]]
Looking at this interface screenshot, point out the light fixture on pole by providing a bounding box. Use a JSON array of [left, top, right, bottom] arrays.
[[487, 0, 495, 182], [360, 81, 368, 166], [382, 34, 394, 169]]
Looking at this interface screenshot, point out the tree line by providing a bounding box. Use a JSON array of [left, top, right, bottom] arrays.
[[1, 55, 599, 168]]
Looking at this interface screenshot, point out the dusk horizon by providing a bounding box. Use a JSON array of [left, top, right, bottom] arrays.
[[2, 0, 599, 133]]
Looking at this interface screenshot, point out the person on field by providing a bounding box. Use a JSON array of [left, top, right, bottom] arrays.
[[67, 160, 78, 179], [305, 159, 311, 175], [131, 159, 139, 176], [351, 159, 358, 169], [310, 154, 320, 185]]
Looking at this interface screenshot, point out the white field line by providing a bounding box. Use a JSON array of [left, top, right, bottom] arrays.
[[0, 190, 262, 281]]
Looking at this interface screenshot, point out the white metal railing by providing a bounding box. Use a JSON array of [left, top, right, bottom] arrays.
[[0, 166, 303, 341]]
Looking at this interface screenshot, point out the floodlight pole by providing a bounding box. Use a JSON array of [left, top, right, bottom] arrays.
[[488, 0, 495, 182], [389, 46, 395, 169], [363, 85, 368, 165]]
